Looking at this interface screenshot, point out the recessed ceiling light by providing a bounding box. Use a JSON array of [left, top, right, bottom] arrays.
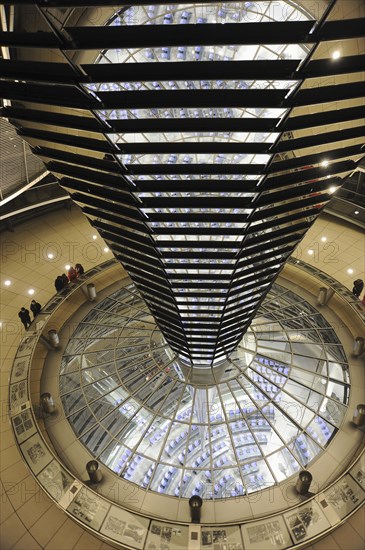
[[47, 253, 54, 259], [321, 160, 329, 167], [332, 50, 340, 60], [103, 247, 110, 253], [65, 264, 71, 270], [28, 289, 35, 295], [329, 186, 336, 194], [4, 280, 11, 286], [92, 235, 97, 240], [347, 268, 354, 275], [354, 210, 359, 215], [308, 249, 314, 255], [321, 237, 327, 242]]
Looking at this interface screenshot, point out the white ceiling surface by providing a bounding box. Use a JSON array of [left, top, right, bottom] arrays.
[[0, 118, 46, 201]]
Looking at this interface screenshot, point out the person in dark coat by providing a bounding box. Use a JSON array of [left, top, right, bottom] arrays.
[[75, 263, 85, 276], [18, 307, 31, 329], [55, 276, 64, 292], [352, 279, 364, 298], [30, 300, 42, 318], [61, 273, 69, 287]]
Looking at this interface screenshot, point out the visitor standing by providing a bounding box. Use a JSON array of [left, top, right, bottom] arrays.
[[18, 307, 31, 329]]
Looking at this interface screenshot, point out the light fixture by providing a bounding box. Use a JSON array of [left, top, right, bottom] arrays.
[[47, 253, 54, 259], [347, 268, 354, 275], [321, 237, 327, 242], [28, 289, 35, 296], [329, 186, 336, 194], [4, 280, 11, 286], [92, 235, 97, 240], [65, 264, 71, 270], [103, 247, 110, 253], [321, 160, 329, 167], [354, 210, 359, 215], [332, 50, 340, 60], [308, 249, 314, 255]]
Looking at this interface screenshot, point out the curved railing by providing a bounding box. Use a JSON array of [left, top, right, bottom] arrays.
[[9, 259, 365, 550]]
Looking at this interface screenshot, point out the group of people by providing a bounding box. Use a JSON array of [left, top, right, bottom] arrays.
[[54, 263, 84, 292], [18, 263, 86, 330], [18, 300, 42, 329]]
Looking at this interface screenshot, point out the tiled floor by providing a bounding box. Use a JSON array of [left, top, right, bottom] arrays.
[[0, 204, 364, 549]]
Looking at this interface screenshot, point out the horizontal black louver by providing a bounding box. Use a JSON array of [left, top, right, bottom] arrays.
[[1, 2, 364, 368]]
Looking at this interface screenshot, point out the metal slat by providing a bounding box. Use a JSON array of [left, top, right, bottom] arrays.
[[97, 89, 287, 109], [65, 21, 315, 49], [108, 118, 279, 133]]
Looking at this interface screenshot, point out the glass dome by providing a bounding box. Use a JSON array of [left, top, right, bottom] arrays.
[[60, 282, 350, 500]]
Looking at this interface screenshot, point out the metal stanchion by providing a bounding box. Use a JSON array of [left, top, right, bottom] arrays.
[[324, 288, 335, 304], [86, 460, 103, 483], [317, 287, 327, 306], [48, 329, 60, 349], [189, 496, 203, 523], [296, 470, 312, 495], [86, 283, 97, 302], [352, 404, 365, 427], [353, 337, 364, 357], [40, 393, 56, 415]]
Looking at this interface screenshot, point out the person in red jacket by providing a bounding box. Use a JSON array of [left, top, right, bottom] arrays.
[[67, 266, 77, 282]]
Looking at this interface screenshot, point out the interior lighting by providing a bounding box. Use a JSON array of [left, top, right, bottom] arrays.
[[28, 289, 35, 295], [329, 186, 336, 194], [321, 237, 327, 242], [65, 264, 71, 270], [47, 253, 54, 259], [354, 211, 359, 215], [308, 249, 314, 255], [332, 50, 341, 60], [4, 280, 11, 286], [321, 160, 329, 167], [92, 235, 97, 240], [347, 268, 354, 275], [103, 247, 110, 253]]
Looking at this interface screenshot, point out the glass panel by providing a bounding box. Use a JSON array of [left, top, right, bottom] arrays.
[[60, 279, 349, 500]]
